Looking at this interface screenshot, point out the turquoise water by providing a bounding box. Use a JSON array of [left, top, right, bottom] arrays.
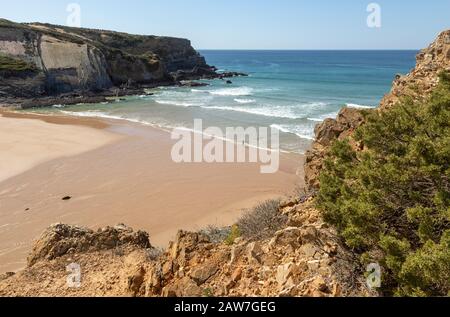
[[34, 50, 417, 153]]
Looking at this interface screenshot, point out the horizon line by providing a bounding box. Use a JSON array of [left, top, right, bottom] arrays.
[[197, 48, 420, 51]]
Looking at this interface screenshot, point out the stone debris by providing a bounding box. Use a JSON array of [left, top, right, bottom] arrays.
[[0, 198, 374, 297]]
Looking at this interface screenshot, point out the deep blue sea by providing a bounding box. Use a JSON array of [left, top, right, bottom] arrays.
[[34, 50, 417, 153]]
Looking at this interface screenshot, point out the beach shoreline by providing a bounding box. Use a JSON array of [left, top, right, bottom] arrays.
[[0, 110, 303, 274]]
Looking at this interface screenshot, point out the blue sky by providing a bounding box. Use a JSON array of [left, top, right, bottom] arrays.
[[1, 0, 449, 49]]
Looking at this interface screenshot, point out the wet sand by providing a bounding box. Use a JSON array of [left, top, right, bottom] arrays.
[[0, 111, 303, 273]]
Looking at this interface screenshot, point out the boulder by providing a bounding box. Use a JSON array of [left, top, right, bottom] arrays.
[[162, 277, 203, 297], [190, 262, 219, 285], [270, 227, 302, 249], [276, 263, 294, 287], [27, 223, 151, 266], [127, 266, 146, 296], [0, 272, 15, 282]]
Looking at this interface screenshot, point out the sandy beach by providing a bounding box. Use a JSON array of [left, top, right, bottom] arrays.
[[0, 111, 303, 274]]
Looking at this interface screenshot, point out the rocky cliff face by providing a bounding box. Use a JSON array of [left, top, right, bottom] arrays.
[[0, 19, 214, 102], [0, 198, 372, 297], [304, 29, 450, 190], [380, 30, 450, 110]]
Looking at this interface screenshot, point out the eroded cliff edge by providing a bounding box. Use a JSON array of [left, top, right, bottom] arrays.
[[0, 19, 236, 108]]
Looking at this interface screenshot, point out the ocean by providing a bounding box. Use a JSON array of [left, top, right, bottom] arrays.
[[31, 50, 417, 153]]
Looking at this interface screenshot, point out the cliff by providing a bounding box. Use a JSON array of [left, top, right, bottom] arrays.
[[0, 19, 219, 106]]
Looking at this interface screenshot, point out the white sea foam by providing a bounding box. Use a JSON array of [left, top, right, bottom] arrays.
[[191, 89, 209, 93], [270, 124, 315, 140], [234, 98, 256, 104], [307, 118, 325, 122], [208, 87, 254, 96], [203, 105, 300, 119], [270, 124, 291, 134], [155, 100, 202, 107], [346, 103, 374, 109], [59, 110, 152, 126], [202, 102, 329, 120]]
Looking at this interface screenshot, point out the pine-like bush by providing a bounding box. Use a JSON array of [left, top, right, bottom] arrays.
[[317, 73, 450, 296]]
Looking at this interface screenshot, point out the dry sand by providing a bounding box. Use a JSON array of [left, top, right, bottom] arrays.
[[0, 113, 118, 183], [0, 111, 303, 274]]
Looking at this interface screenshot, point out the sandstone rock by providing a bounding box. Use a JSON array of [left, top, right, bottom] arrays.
[[261, 254, 279, 267], [315, 118, 342, 146], [146, 265, 163, 296], [311, 276, 329, 293], [298, 227, 320, 245], [162, 277, 203, 297], [190, 262, 219, 285], [270, 227, 302, 249], [0, 272, 15, 281], [332, 283, 342, 297], [307, 260, 321, 271], [127, 266, 146, 296], [230, 245, 244, 265], [299, 243, 319, 258], [231, 268, 243, 282], [246, 242, 264, 265], [380, 30, 450, 110], [276, 263, 294, 287], [280, 199, 297, 209], [279, 279, 297, 297], [27, 223, 151, 267], [162, 261, 173, 279]]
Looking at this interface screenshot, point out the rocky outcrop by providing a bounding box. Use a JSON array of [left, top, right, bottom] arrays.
[[380, 30, 450, 110], [305, 107, 367, 190], [27, 223, 151, 267], [0, 19, 232, 107], [304, 29, 450, 190], [152, 198, 372, 297], [0, 199, 373, 297]]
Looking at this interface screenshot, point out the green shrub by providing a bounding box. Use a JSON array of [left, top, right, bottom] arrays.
[[224, 225, 241, 246], [316, 73, 450, 296]]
